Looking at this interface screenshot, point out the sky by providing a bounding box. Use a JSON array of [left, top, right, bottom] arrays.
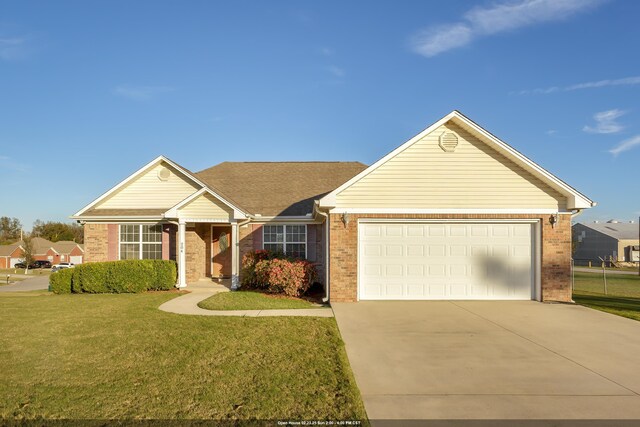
[[1, 0, 639, 229]]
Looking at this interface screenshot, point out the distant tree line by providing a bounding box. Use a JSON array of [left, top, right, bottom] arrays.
[[32, 219, 84, 243], [0, 216, 84, 244]]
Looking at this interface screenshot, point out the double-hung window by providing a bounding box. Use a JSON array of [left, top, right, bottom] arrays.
[[263, 225, 306, 259], [119, 224, 163, 260]]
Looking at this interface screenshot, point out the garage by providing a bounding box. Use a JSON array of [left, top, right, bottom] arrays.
[[358, 222, 536, 300]]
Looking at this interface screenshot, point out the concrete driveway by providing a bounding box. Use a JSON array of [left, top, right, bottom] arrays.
[[332, 301, 640, 421]]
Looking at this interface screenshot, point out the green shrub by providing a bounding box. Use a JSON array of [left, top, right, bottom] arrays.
[[49, 268, 74, 294], [150, 259, 177, 290], [69, 260, 177, 294], [73, 262, 109, 293]]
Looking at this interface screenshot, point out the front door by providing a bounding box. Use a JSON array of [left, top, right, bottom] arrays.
[[211, 226, 232, 278]]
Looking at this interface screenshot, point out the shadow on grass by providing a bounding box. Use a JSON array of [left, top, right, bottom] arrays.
[[573, 293, 640, 321]]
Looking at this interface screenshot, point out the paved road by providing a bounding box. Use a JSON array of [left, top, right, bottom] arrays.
[[333, 300, 640, 421], [0, 275, 50, 292], [574, 267, 640, 275]]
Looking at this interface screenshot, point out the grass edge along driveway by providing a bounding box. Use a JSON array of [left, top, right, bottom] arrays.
[[573, 271, 640, 321], [0, 291, 367, 421]]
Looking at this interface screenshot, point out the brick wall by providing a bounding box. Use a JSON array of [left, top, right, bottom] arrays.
[[84, 223, 109, 262], [329, 213, 572, 303]]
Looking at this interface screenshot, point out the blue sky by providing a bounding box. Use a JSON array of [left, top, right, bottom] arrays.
[[1, 0, 639, 229]]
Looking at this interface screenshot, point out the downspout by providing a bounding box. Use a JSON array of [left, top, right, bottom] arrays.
[[314, 201, 331, 303]]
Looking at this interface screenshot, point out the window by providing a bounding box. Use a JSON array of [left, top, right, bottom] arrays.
[[263, 225, 306, 259], [120, 224, 163, 260]]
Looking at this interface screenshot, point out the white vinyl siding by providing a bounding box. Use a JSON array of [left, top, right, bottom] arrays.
[[119, 224, 162, 260], [359, 222, 534, 300], [98, 163, 200, 210], [177, 192, 233, 220], [263, 225, 307, 259], [336, 123, 567, 210]]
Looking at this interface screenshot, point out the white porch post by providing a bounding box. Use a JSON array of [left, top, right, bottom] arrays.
[[231, 221, 239, 290], [177, 220, 187, 288]]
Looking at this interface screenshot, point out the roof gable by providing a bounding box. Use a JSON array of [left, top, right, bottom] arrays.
[[73, 156, 207, 218], [319, 111, 594, 211]]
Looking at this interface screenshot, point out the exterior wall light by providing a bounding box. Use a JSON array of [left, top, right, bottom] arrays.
[[341, 212, 350, 228], [550, 213, 559, 228]]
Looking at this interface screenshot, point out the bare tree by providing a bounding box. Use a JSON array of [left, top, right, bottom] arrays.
[[21, 236, 35, 274]]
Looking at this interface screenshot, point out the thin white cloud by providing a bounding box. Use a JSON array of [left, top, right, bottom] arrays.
[[410, 0, 605, 58], [583, 109, 626, 134], [319, 47, 334, 56], [516, 76, 640, 95], [609, 135, 640, 156], [0, 155, 30, 172], [0, 37, 29, 61], [546, 129, 557, 135], [114, 85, 175, 101], [326, 66, 345, 78]]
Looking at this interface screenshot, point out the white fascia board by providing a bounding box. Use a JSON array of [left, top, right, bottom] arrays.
[[163, 188, 247, 220], [249, 216, 324, 224], [329, 208, 573, 215], [318, 110, 595, 211], [73, 216, 165, 222]]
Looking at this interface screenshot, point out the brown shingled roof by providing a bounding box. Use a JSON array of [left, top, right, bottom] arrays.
[[0, 243, 21, 257], [196, 162, 368, 216]]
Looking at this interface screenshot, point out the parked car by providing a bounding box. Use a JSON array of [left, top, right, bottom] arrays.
[[14, 262, 27, 269], [33, 260, 52, 269], [51, 263, 75, 272]]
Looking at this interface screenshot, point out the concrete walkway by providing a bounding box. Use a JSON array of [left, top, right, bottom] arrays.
[[158, 280, 333, 317], [0, 274, 50, 292]]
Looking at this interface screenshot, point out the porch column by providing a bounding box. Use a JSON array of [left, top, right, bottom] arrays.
[[231, 221, 239, 290], [177, 220, 187, 288]]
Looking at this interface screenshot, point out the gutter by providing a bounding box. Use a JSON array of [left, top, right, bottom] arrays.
[[313, 201, 331, 304]]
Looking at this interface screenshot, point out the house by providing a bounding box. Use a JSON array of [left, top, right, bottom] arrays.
[[72, 111, 594, 302], [0, 243, 23, 268], [573, 220, 639, 265], [0, 237, 85, 267]]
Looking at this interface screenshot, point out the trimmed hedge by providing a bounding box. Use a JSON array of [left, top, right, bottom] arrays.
[[49, 260, 177, 294], [48, 268, 74, 294]]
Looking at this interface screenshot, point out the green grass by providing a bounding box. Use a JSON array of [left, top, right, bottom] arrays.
[[573, 272, 640, 322], [198, 290, 322, 311], [0, 292, 366, 421]]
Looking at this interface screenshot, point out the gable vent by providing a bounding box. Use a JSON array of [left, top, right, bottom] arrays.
[[157, 167, 171, 181], [439, 131, 459, 152]]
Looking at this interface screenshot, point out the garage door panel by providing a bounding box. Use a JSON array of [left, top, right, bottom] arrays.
[[359, 222, 534, 300]]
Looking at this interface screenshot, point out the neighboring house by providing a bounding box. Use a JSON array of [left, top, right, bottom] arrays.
[[0, 243, 24, 268], [573, 221, 640, 264], [0, 237, 84, 267], [72, 111, 594, 302]]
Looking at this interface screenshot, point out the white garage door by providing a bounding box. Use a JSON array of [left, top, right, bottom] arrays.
[[358, 222, 534, 300], [70, 256, 83, 265]]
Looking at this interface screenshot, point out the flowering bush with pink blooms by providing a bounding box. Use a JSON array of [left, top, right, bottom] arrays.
[[241, 250, 317, 296]]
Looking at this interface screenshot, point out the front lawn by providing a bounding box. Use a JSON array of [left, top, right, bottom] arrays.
[[0, 292, 366, 421], [573, 272, 640, 321], [198, 290, 323, 311]]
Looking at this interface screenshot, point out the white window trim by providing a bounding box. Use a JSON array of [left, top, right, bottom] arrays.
[[262, 224, 308, 259], [118, 224, 163, 260]]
